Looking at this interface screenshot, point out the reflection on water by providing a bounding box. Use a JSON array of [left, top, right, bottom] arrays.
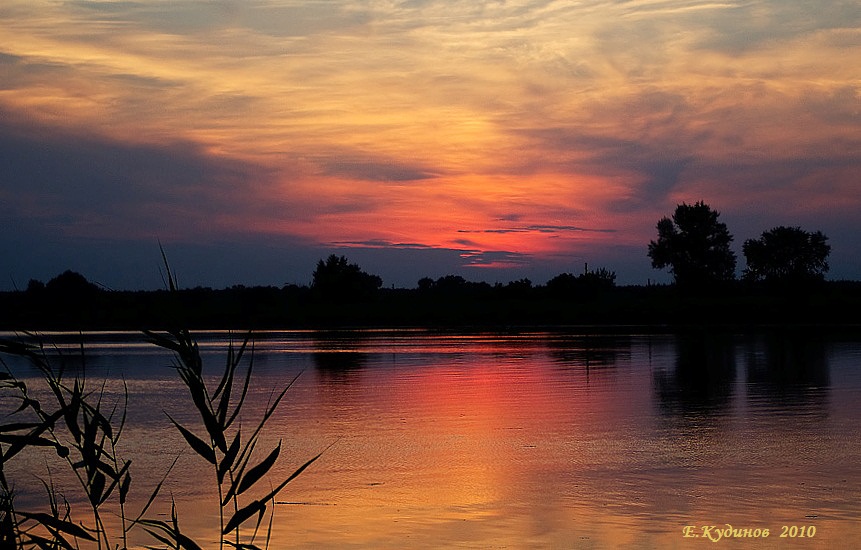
[[653, 333, 737, 415], [747, 331, 830, 387], [1, 330, 860, 548], [547, 334, 630, 369], [746, 331, 831, 417], [312, 331, 370, 378]]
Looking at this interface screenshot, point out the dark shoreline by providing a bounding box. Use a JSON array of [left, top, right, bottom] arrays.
[[3, 281, 860, 334]]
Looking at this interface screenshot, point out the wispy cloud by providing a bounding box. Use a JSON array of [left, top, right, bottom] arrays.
[[458, 225, 616, 235], [324, 238, 533, 270], [320, 156, 439, 182], [327, 240, 437, 250]]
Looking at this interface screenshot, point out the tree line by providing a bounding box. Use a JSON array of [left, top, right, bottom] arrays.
[[2, 201, 856, 329], [11, 202, 835, 302]]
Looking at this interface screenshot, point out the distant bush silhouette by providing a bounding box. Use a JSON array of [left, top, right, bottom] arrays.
[[648, 201, 736, 288], [579, 267, 616, 289], [742, 226, 830, 286], [24, 271, 104, 319], [499, 278, 533, 298], [25, 279, 45, 294], [430, 275, 467, 292], [311, 255, 382, 301], [45, 270, 101, 295], [546, 266, 616, 297], [415, 275, 493, 297], [417, 277, 435, 291]]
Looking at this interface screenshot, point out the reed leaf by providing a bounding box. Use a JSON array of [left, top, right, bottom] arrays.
[[37, 476, 59, 519], [223, 542, 263, 550], [142, 527, 180, 550], [1, 408, 67, 461], [0, 434, 58, 447], [214, 333, 250, 401], [17, 511, 96, 541], [82, 408, 99, 453], [222, 499, 265, 535], [201, 405, 228, 454], [88, 471, 106, 506], [112, 378, 130, 446], [82, 400, 114, 442], [218, 430, 242, 485], [262, 492, 275, 550], [24, 533, 75, 550], [173, 353, 228, 453], [132, 454, 180, 524], [233, 371, 299, 468], [0, 340, 41, 363], [236, 442, 281, 496], [72, 456, 121, 481], [221, 436, 258, 507], [225, 350, 255, 430], [166, 414, 216, 465], [141, 524, 204, 550], [98, 459, 131, 506], [12, 396, 40, 414], [0, 422, 43, 433], [215, 355, 237, 427], [261, 448, 329, 505], [140, 498, 204, 550], [119, 470, 131, 505], [142, 330, 184, 356], [158, 241, 178, 293]]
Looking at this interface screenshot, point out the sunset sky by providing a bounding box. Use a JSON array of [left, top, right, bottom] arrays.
[[2, 0, 860, 289]]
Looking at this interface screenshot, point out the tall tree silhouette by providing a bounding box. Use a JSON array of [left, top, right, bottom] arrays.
[[648, 201, 736, 288], [742, 226, 830, 285], [311, 255, 382, 300]]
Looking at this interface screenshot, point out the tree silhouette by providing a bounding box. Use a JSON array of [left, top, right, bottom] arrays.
[[311, 255, 382, 300], [648, 201, 736, 288], [742, 226, 830, 285]]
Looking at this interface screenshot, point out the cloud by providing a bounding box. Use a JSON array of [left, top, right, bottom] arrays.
[[459, 250, 532, 269], [0, 106, 282, 241], [323, 238, 533, 270], [688, 0, 861, 55], [68, 0, 375, 38], [509, 125, 694, 211], [327, 239, 436, 250], [458, 224, 616, 235], [321, 157, 439, 182]]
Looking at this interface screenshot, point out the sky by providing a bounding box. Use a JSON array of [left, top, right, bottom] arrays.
[[2, 0, 860, 290]]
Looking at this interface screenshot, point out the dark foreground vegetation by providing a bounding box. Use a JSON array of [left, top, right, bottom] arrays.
[[0, 262, 325, 548], [3, 269, 860, 331], [0, 325, 324, 548]]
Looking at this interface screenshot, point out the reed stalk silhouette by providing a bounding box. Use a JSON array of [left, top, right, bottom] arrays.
[[0, 335, 144, 549], [0, 254, 324, 548], [140, 327, 323, 549]]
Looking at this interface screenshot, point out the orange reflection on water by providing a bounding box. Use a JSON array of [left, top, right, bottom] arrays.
[[257, 344, 654, 548], [13, 332, 858, 549]]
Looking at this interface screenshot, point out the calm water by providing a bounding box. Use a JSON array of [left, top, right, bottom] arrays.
[[3, 329, 861, 549]]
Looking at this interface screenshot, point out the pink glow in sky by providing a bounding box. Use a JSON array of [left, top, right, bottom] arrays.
[[2, 1, 859, 288]]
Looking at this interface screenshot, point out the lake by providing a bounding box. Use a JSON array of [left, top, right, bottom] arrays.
[[2, 329, 860, 548]]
